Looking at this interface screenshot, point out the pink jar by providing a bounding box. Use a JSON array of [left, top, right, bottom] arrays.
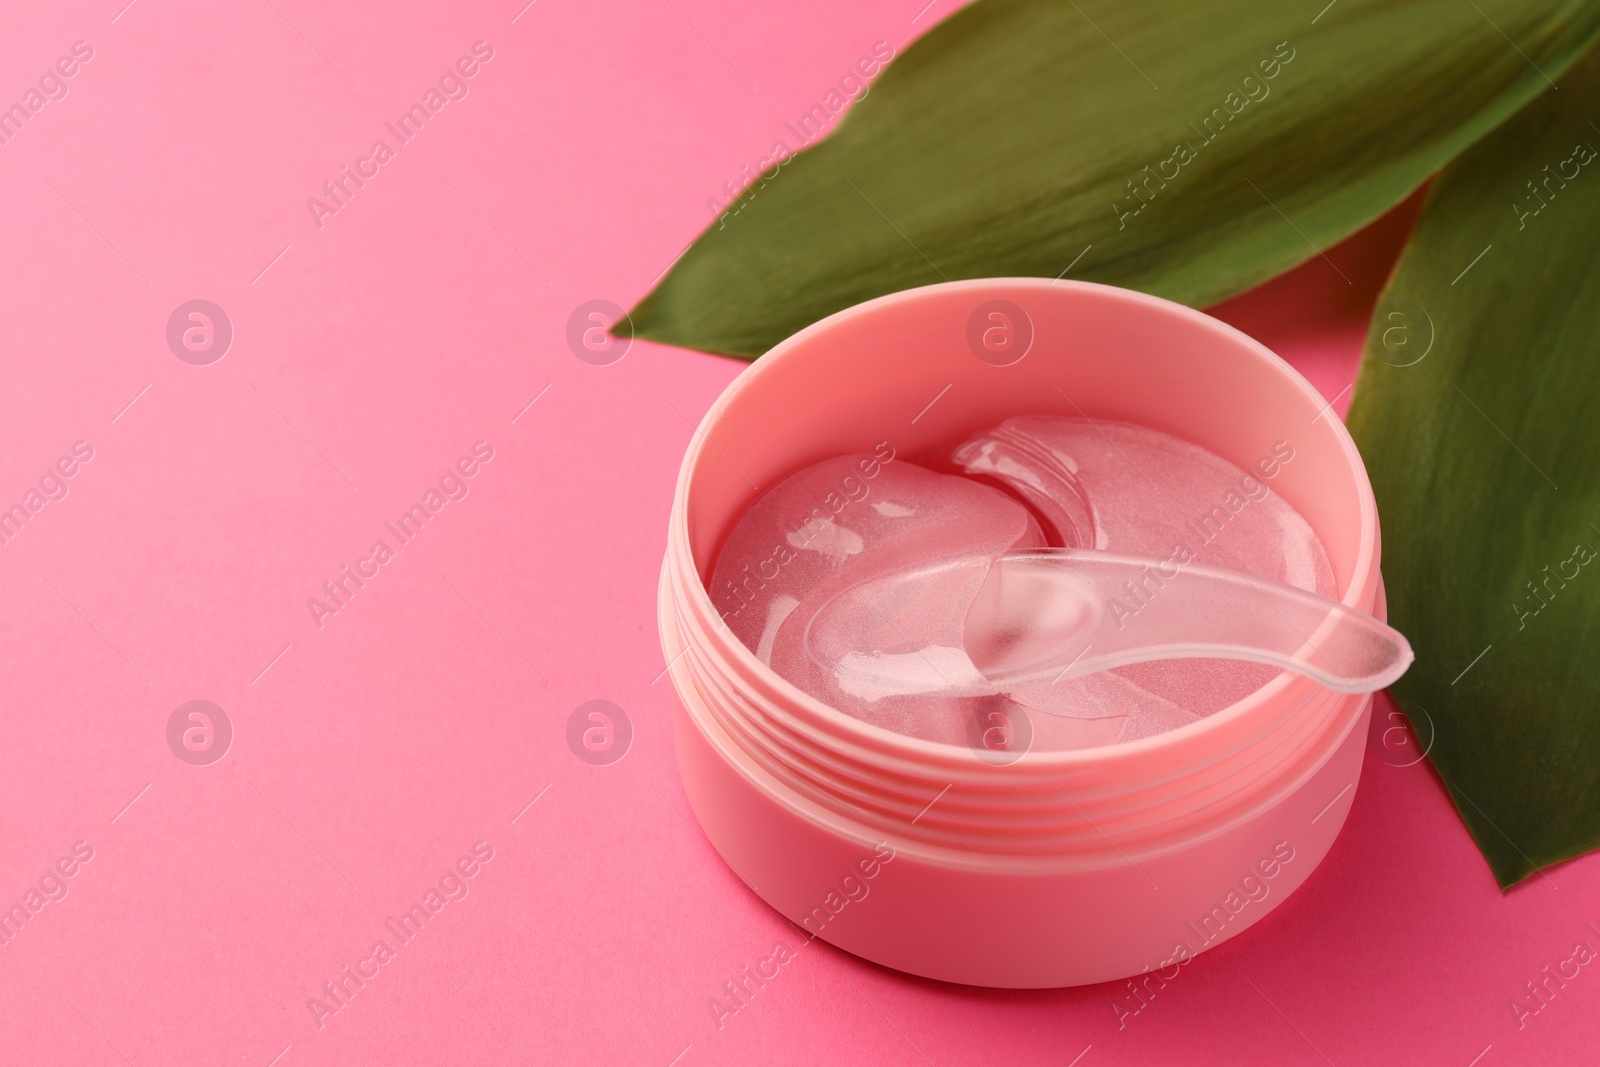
[[658, 279, 1383, 988]]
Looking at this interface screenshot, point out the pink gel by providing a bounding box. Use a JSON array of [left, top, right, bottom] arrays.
[[709, 418, 1335, 750]]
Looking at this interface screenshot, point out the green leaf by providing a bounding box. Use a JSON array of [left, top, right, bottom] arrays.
[[1346, 44, 1600, 887], [630, 0, 1600, 358]]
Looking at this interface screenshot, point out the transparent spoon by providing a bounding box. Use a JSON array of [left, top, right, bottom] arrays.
[[804, 548, 1412, 699]]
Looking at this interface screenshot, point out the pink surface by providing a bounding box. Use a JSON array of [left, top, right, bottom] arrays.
[[0, 2, 1589, 1064]]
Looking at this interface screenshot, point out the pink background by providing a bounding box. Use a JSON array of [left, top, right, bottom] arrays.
[[1, 1, 1594, 1064]]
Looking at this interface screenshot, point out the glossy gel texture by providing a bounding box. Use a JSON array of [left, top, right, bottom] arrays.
[[710, 450, 1044, 743], [709, 417, 1335, 749]]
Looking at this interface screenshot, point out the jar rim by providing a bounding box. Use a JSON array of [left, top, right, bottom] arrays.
[[668, 278, 1382, 758]]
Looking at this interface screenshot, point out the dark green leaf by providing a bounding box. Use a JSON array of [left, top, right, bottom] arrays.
[[630, 0, 1600, 358], [1347, 44, 1600, 888]]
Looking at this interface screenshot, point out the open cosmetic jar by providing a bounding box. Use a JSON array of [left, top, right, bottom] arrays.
[[658, 278, 1384, 988]]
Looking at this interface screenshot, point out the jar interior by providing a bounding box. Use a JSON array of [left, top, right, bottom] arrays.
[[682, 282, 1372, 755]]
